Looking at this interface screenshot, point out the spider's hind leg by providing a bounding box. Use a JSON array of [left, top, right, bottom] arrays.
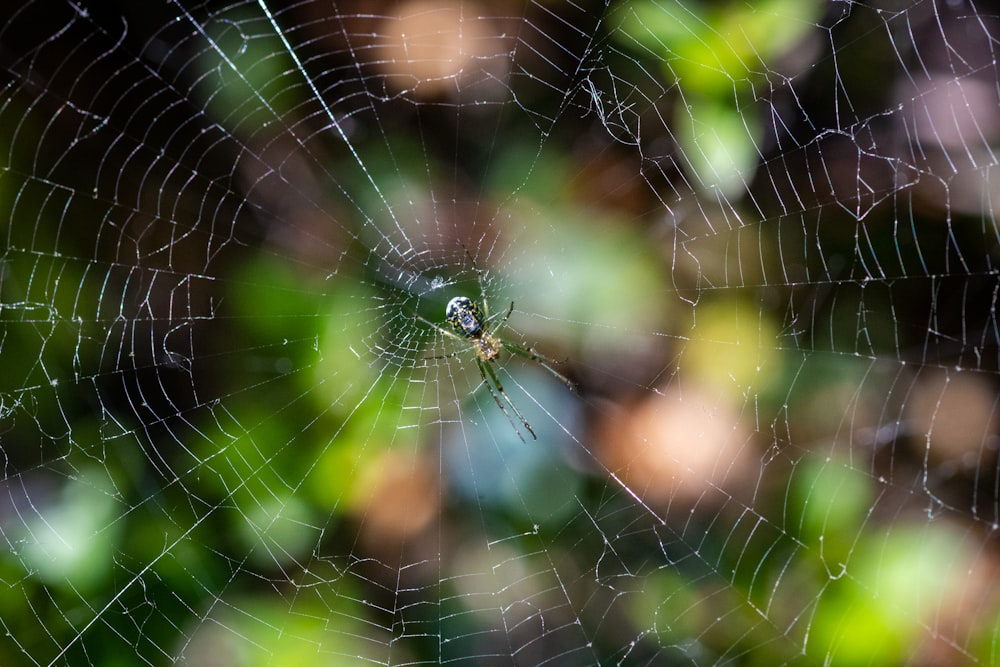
[[484, 300, 514, 328], [410, 308, 465, 362]]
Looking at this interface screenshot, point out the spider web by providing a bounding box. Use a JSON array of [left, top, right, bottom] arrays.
[[2, 0, 1000, 664]]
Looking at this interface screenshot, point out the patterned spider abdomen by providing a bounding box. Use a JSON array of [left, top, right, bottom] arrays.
[[445, 296, 483, 338]]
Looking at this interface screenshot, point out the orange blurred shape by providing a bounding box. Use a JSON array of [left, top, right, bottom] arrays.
[[351, 449, 440, 547], [593, 384, 754, 507], [377, 0, 510, 98], [907, 369, 999, 470]]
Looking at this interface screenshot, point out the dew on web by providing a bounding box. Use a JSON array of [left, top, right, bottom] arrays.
[[2, 1, 1000, 665]]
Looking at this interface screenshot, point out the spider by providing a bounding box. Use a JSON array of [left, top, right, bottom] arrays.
[[417, 294, 574, 441]]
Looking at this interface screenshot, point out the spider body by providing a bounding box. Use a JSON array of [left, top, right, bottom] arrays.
[[418, 293, 574, 441], [446, 296, 501, 361], [446, 296, 485, 338]]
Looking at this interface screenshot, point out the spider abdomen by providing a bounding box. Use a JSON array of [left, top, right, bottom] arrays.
[[423, 292, 572, 442], [445, 296, 484, 338]]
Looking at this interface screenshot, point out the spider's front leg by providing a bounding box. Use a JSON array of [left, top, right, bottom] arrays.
[[477, 358, 537, 441], [505, 342, 577, 393]]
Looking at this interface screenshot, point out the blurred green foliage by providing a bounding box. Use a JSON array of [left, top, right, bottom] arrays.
[[1, 0, 999, 665], [615, 0, 825, 195]]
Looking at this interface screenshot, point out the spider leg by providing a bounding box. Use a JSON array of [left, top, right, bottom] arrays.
[[412, 310, 464, 341], [505, 341, 576, 392], [425, 350, 461, 361], [483, 300, 514, 328], [477, 358, 537, 441], [462, 245, 492, 313], [412, 308, 467, 362]]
